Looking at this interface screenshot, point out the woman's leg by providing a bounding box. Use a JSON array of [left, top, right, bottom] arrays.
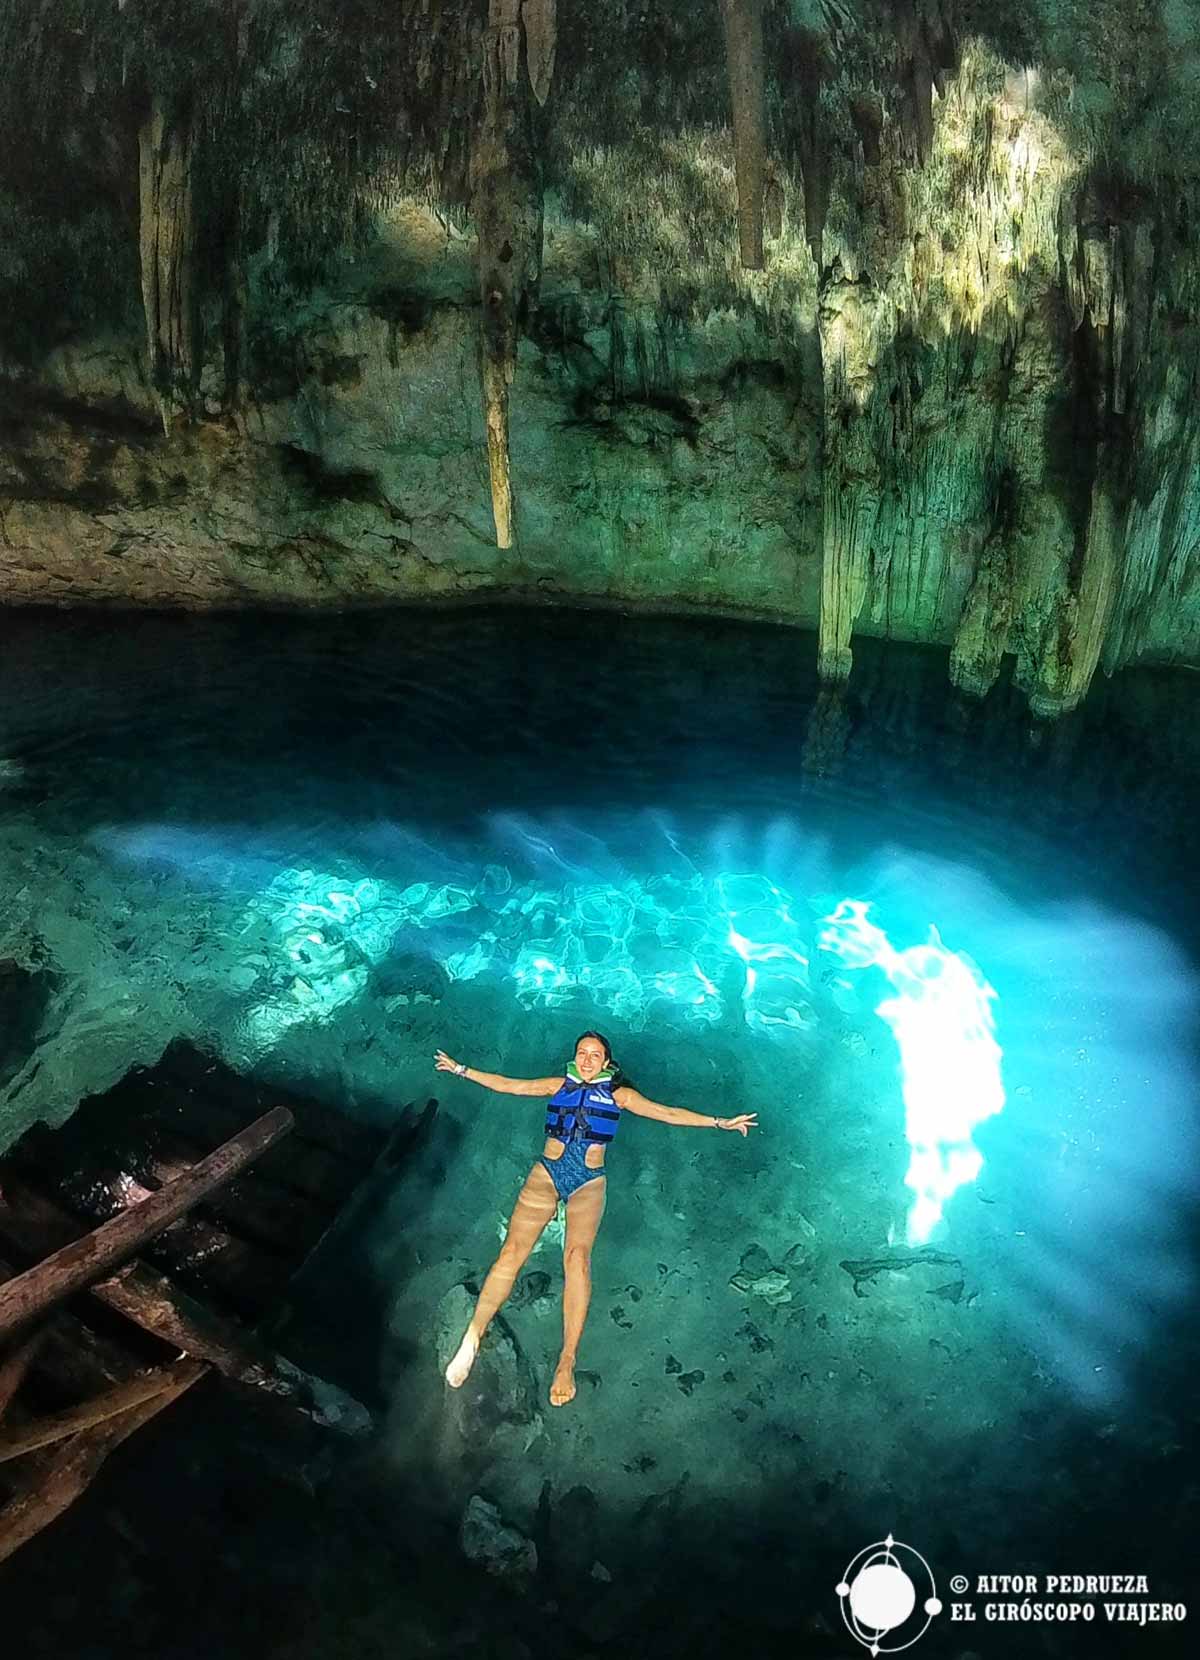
[[445, 1160, 560, 1387], [551, 1174, 607, 1406]]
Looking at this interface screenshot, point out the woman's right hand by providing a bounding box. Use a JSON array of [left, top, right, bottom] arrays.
[[715, 1112, 758, 1136], [434, 1049, 462, 1073]]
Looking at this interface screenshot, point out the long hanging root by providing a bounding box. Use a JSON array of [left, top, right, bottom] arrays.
[[471, 0, 542, 549], [720, 0, 766, 269]]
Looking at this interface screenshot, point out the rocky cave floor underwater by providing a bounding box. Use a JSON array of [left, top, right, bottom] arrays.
[[0, 607, 1197, 1659]]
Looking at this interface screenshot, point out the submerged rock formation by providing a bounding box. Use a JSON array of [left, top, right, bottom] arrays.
[[1, 1, 1199, 713]]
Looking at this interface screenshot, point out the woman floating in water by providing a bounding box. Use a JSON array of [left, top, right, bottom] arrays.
[[435, 1030, 757, 1406]]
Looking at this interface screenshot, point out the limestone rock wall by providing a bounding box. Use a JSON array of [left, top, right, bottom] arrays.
[[0, 212, 821, 620], [2, 6, 1200, 716]]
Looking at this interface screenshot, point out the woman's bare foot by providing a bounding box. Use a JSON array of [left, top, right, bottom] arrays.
[[445, 1327, 481, 1388], [550, 1354, 577, 1406]]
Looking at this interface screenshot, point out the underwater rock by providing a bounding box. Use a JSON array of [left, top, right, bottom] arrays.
[[459, 1493, 537, 1583], [739, 1243, 773, 1278], [929, 1279, 966, 1303], [373, 948, 449, 1004], [437, 1284, 543, 1460], [839, 1248, 963, 1299], [676, 1370, 705, 1396], [737, 1319, 774, 1355], [728, 1243, 793, 1305], [0, 959, 57, 1094], [545, 1484, 600, 1585], [731, 1267, 791, 1304], [0, 962, 182, 1144], [507, 1269, 553, 1311]]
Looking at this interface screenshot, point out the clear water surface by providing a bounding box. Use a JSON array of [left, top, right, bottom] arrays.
[[0, 604, 1196, 1660]]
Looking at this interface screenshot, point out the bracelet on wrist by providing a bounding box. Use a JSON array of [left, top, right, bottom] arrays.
[[455, 1062, 468, 1077]]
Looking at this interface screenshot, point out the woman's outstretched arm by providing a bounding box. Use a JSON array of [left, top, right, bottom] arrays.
[[434, 1050, 562, 1096], [614, 1086, 758, 1135]]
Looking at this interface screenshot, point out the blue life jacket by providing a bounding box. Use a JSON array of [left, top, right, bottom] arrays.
[[544, 1064, 622, 1145]]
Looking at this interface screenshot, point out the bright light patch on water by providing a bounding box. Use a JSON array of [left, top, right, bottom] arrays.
[[819, 897, 1005, 1243], [719, 874, 813, 1032], [227, 864, 825, 1056]]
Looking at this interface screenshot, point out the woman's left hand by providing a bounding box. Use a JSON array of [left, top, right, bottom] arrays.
[[716, 1113, 758, 1136]]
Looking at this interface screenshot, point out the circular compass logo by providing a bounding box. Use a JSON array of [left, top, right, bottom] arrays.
[[836, 1535, 942, 1654]]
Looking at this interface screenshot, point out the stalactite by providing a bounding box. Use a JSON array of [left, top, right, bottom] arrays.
[[781, 25, 828, 267], [907, 40, 934, 165], [521, 0, 556, 108], [949, 539, 1016, 697], [817, 454, 877, 683], [469, 0, 544, 549], [1026, 476, 1123, 717], [718, 0, 766, 270], [1104, 407, 1200, 675], [1020, 199, 1154, 711], [890, 2, 958, 167], [221, 188, 249, 420], [219, 3, 250, 420], [849, 93, 883, 167], [137, 96, 195, 433], [764, 167, 784, 240]]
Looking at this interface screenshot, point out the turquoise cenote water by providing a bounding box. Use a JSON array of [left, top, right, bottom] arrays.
[[0, 606, 1197, 1659]]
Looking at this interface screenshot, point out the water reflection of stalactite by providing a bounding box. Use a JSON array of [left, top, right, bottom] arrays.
[[937, 689, 981, 783], [802, 685, 851, 776]]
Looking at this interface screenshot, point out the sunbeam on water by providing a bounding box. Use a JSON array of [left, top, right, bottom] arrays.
[[818, 898, 1005, 1244], [91, 806, 1200, 1385]]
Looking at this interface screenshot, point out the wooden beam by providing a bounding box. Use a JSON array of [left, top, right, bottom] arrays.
[[1, 1251, 139, 1400], [0, 1327, 45, 1422], [0, 1184, 371, 1434], [135, 1125, 329, 1254], [0, 1361, 208, 1464], [0, 1107, 293, 1343], [0, 1167, 285, 1325], [0, 1359, 204, 1565]]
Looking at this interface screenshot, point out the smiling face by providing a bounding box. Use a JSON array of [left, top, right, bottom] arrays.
[[574, 1035, 609, 1080]]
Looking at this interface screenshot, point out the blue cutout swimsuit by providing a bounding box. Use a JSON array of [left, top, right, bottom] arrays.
[[540, 1070, 621, 1201]]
